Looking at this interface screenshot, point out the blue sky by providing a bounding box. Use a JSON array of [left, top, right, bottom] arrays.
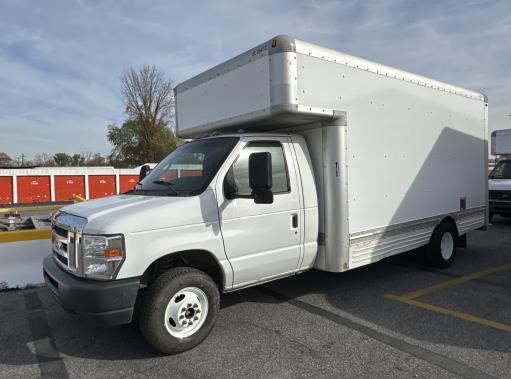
[[0, 0, 510, 159]]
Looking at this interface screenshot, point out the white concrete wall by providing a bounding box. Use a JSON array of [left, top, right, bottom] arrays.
[[0, 239, 50, 289]]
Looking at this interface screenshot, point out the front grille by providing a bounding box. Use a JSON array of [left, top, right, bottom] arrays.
[[55, 252, 68, 266], [54, 224, 68, 238], [489, 190, 511, 201], [51, 212, 87, 277], [52, 223, 77, 273]]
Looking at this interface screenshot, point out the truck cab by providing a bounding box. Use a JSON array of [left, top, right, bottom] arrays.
[[489, 159, 511, 221], [43, 133, 318, 353]]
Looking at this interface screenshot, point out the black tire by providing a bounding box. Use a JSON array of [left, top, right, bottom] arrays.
[[489, 212, 494, 223], [138, 267, 220, 354], [425, 222, 457, 268]]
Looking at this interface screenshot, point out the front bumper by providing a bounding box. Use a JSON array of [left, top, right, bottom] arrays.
[[489, 200, 511, 215], [43, 255, 139, 326]]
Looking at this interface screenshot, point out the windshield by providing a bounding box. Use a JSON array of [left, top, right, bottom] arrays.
[[490, 160, 511, 179], [131, 137, 239, 196]]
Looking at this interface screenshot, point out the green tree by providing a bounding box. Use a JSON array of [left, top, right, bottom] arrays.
[[107, 65, 180, 167], [108, 119, 178, 167], [71, 153, 85, 166], [53, 153, 72, 166], [86, 153, 107, 166]]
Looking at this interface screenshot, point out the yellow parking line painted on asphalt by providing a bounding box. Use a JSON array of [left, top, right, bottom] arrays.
[[0, 204, 63, 213], [398, 263, 511, 300], [0, 229, 52, 243], [385, 263, 511, 334], [385, 294, 511, 333]]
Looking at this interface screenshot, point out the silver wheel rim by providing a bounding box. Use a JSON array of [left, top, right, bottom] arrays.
[[440, 232, 454, 260], [164, 287, 209, 339]]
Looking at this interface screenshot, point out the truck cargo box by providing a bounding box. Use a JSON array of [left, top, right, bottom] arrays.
[[175, 35, 488, 271]]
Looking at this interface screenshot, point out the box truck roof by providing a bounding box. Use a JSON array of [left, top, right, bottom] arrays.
[[174, 35, 486, 139], [175, 35, 486, 101]]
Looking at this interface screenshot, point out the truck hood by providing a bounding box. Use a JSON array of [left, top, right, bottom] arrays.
[[489, 179, 511, 191], [61, 191, 219, 234]]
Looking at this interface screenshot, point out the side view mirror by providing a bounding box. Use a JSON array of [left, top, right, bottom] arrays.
[[139, 164, 151, 181], [249, 152, 273, 204]]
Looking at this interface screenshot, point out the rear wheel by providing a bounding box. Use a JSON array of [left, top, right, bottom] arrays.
[[138, 267, 220, 354], [425, 222, 457, 268]]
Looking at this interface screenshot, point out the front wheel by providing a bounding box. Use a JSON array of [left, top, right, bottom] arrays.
[[425, 222, 457, 268], [138, 267, 220, 354]]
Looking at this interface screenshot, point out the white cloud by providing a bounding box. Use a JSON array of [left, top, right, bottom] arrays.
[[0, 0, 510, 159]]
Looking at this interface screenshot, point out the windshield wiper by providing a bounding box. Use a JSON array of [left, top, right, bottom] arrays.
[[152, 180, 179, 195]]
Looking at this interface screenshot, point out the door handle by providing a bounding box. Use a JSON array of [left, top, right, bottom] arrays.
[[292, 214, 298, 229]]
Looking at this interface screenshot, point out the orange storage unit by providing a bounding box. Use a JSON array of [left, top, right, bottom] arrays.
[[119, 175, 139, 193], [180, 169, 203, 177], [0, 177, 13, 204], [159, 169, 178, 182], [17, 176, 51, 203], [55, 175, 85, 201], [88, 175, 116, 199]]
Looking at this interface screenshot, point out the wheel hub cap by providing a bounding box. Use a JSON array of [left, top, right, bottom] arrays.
[[164, 287, 208, 339], [440, 232, 454, 260]]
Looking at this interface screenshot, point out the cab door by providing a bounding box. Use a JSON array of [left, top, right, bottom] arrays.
[[216, 137, 303, 288]]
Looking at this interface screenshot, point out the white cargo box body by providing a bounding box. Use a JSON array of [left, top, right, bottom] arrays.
[[491, 129, 511, 156], [175, 36, 488, 271]]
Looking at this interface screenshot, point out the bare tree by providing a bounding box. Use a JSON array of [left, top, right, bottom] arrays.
[[34, 153, 55, 166], [119, 65, 177, 162], [0, 152, 12, 167], [121, 65, 174, 125]]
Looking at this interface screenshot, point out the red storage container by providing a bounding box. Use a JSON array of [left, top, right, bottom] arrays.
[[119, 175, 139, 193], [0, 177, 13, 204], [17, 176, 51, 203], [159, 169, 178, 181], [180, 169, 202, 177], [88, 175, 116, 199], [55, 175, 85, 201]]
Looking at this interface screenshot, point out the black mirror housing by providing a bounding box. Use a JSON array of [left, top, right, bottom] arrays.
[[249, 152, 272, 189], [249, 152, 273, 204], [139, 164, 150, 181], [253, 189, 274, 204]]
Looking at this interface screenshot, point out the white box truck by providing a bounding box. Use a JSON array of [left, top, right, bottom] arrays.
[[43, 35, 488, 354], [489, 129, 511, 220]]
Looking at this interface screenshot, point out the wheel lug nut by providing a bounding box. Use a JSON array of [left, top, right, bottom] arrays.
[[179, 315, 184, 320], [187, 303, 192, 308], [193, 304, 198, 308], [194, 316, 199, 321], [196, 309, 201, 313], [181, 308, 186, 313]]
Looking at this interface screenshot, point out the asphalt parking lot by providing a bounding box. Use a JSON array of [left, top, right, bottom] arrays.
[[1, 217, 510, 378]]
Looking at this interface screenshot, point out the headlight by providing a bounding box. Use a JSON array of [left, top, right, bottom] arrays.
[[82, 234, 125, 280]]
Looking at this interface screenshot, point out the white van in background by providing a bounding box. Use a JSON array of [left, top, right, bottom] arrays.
[[489, 129, 511, 221]]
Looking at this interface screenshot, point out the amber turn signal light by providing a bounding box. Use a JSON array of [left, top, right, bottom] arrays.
[[104, 248, 123, 258]]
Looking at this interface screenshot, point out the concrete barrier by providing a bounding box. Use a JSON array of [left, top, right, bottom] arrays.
[[0, 230, 51, 289]]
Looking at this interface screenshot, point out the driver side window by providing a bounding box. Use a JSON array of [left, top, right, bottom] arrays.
[[225, 141, 290, 197]]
